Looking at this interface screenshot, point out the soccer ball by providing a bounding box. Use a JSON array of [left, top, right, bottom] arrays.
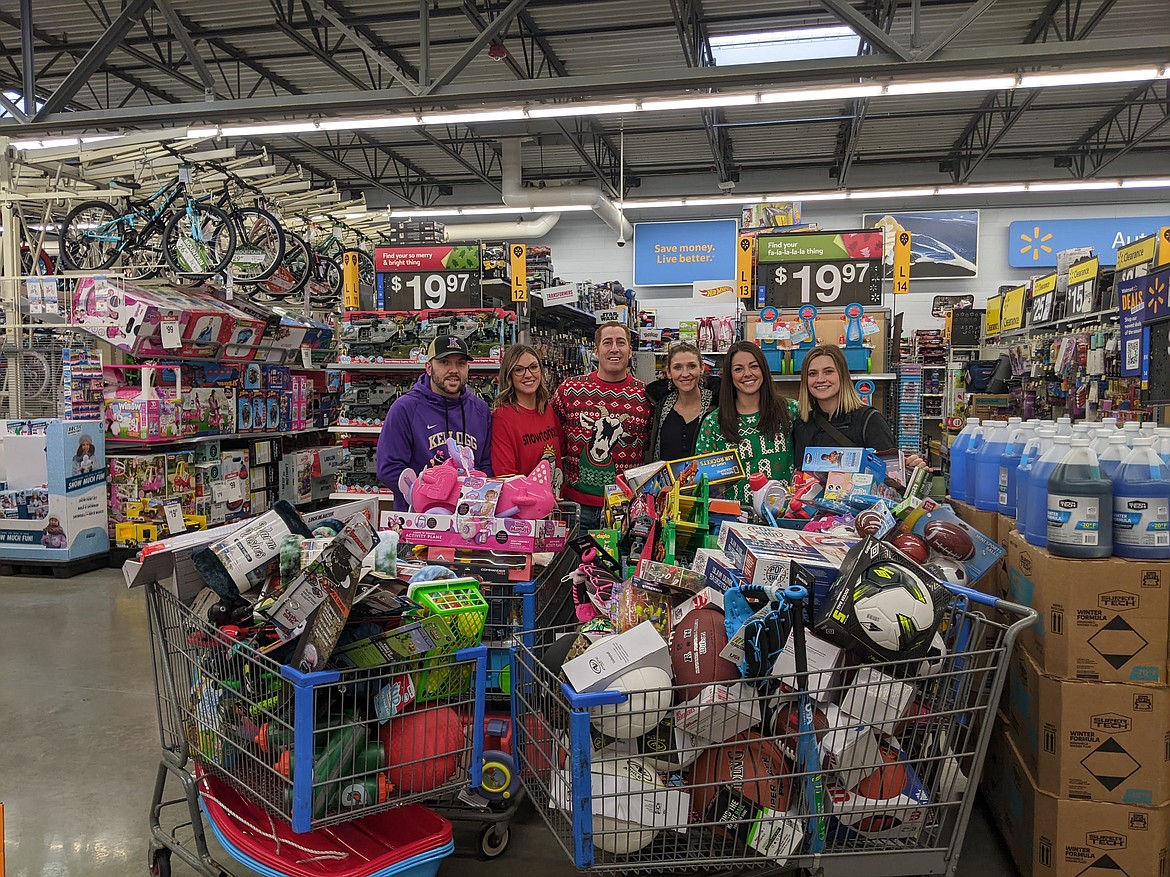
[[923, 557, 969, 587], [851, 563, 938, 654]]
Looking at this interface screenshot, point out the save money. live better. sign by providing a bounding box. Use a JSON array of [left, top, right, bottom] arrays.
[[633, 219, 738, 286]]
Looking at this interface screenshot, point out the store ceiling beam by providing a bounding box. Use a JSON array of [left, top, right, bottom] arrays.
[[833, 0, 897, 186], [942, 0, 1122, 183], [303, 0, 421, 95], [1073, 80, 1170, 177], [34, 0, 154, 120], [667, 0, 735, 184], [916, 0, 1000, 61], [152, 0, 215, 93], [459, 1, 623, 195], [17, 0, 33, 123], [819, 0, 912, 61], [9, 33, 1163, 135], [426, 0, 534, 92]]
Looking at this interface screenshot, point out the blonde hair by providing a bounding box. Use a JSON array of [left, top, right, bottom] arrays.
[[494, 344, 549, 413], [798, 344, 864, 421]]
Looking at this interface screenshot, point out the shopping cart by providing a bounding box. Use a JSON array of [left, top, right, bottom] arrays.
[[144, 572, 490, 877], [513, 581, 1036, 876]]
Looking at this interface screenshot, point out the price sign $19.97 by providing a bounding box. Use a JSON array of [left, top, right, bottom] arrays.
[[768, 261, 881, 307], [384, 271, 480, 310]]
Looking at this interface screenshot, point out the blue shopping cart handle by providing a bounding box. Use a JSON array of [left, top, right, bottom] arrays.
[[561, 681, 627, 708], [456, 644, 489, 663]]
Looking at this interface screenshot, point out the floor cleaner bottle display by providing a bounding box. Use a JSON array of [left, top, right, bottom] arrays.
[[949, 417, 981, 502], [1024, 433, 1072, 548], [998, 421, 1035, 517], [1111, 435, 1170, 559], [1046, 436, 1113, 559], [973, 420, 1011, 512]]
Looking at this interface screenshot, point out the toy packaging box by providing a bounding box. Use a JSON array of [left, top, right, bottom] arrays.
[[666, 449, 744, 491], [388, 511, 568, 553], [900, 497, 1005, 584], [338, 311, 421, 364], [0, 420, 108, 561]]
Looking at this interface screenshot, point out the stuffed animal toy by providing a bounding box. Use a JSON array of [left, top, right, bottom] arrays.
[[497, 459, 556, 520], [398, 439, 484, 514]]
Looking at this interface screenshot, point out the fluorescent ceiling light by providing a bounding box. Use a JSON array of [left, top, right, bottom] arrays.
[[760, 84, 883, 104], [11, 135, 117, 150], [1019, 67, 1160, 89], [319, 115, 418, 130], [847, 187, 936, 199], [936, 183, 1028, 195], [1121, 177, 1170, 188], [886, 76, 1017, 96], [641, 93, 759, 111], [710, 25, 860, 67], [419, 109, 526, 125], [220, 122, 319, 136], [186, 126, 218, 138], [526, 101, 640, 119], [1029, 180, 1120, 192]]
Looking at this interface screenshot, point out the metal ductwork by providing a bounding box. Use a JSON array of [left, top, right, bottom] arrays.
[[500, 139, 633, 240], [442, 211, 561, 242]]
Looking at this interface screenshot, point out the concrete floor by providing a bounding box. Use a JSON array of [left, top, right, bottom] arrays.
[[1, 568, 1018, 877]]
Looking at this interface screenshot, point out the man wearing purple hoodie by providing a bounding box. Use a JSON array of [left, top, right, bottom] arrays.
[[376, 336, 493, 510]]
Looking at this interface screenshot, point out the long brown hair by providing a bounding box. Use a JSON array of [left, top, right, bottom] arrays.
[[717, 341, 789, 444], [494, 344, 550, 413], [797, 344, 863, 421]]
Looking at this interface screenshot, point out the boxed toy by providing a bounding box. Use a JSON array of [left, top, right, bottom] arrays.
[[339, 311, 420, 363], [665, 449, 744, 491], [389, 511, 568, 553], [673, 682, 762, 742], [826, 746, 932, 842], [900, 497, 1005, 584], [562, 621, 671, 694]]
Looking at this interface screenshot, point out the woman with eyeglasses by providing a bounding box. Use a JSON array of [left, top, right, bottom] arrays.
[[491, 344, 564, 482], [646, 342, 720, 462]]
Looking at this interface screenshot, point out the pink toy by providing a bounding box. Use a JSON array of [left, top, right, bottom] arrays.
[[497, 459, 556, 520], [400, 458, 462, 514]]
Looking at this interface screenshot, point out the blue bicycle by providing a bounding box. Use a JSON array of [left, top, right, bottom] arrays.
[[58, 177, 236, 281]]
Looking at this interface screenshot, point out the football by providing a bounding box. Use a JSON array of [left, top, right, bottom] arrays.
[[687, 732, 794, 831], [922, 520, 976, 561], [768, 700, 830, 760], [854, 509, 885, 537], [851, 563, 938, 654], [924, 557, 969, 587], [670, 607, 738, 699], [891, 533, 930, 564]]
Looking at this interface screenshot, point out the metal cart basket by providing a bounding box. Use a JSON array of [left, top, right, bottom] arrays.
[[513, 582, 1036, 876], [144, 575, 488, 877]]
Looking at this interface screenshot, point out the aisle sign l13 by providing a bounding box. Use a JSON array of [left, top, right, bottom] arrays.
[[510, 243, 528, 302], [893, 230, 911, 295], [736, 235, 753, 299]]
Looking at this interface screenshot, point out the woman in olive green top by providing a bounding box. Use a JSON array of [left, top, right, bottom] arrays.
[[695, 341, 798, 505]]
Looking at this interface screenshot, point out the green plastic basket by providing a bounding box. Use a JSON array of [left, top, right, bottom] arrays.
[[408, 579, 488, 701]]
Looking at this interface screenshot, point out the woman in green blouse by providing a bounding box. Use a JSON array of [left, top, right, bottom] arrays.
[[696, 341, 798, 505]]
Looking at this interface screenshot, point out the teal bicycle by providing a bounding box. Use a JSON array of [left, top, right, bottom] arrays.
[[58, 177, 236, 281]]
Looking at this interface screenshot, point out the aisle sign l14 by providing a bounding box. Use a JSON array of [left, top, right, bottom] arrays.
[[736, 235, 753, 299], [893, 230, 911, 295], [510, 243, 528, 302]]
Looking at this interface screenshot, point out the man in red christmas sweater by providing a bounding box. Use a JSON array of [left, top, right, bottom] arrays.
[[553, 322, 650, 530]]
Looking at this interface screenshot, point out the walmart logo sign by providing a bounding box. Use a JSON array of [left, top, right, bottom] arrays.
[[1008, 216, 1170, 268]]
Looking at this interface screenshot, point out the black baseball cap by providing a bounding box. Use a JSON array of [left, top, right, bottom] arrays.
[[427, 336, 472, 361]]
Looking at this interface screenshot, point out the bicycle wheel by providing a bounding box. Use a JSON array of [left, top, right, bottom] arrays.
[[351, 248, 375, 288], [230, 206, 285, 283], [308, 254, 342, 309], [120, 227, 164, 281], [58, 201, 125, 271], [162, 202, 236, 279], [20, 245, 55, 277], [255, 232, 310, 300]]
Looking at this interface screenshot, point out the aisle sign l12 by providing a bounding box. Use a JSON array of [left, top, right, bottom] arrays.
[[736, 235, 753, 299], [342, 250, 361, 310], [510, 243, 528, 302], [892, 230, 911, 295]]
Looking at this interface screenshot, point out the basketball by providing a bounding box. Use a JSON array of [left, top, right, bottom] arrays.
[[669, 607, 738, 700], [832, 743, 917, 835], [855, 744, 910, 800], [381, 706, 465, 793], [584, 637, 673, 740], [687, 731, 794, 827]]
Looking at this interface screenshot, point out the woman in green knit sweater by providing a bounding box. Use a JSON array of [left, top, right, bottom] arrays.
[[695, 341, 798, 505]]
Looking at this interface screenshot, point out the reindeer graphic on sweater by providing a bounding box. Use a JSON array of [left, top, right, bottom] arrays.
[[577, 405, 633, 495]]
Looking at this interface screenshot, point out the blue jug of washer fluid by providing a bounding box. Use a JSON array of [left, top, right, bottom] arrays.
[[1046, 437, 1112, 559], [999, 423, 1035, 517], [1112, 436, 1170, 560], [973, 421, 1010, 512], [949, 418, 980, 503], [1025, 434, 1072, 548]]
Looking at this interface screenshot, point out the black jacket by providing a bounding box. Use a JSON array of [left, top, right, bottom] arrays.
[[792, 405, 897, 464], [646, 375, 721, 461]]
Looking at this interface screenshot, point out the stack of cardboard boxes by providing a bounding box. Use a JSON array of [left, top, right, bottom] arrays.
[[951, 498, 1170, 876]]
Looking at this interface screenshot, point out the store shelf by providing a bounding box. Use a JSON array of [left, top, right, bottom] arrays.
[[772, 373, 897, 382], [330, 491, 393, 501], [982, 307, 1120, 344], [328, 361, 501, 371], [329, 425, 382, 434], [107, 427, 329, 447]]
